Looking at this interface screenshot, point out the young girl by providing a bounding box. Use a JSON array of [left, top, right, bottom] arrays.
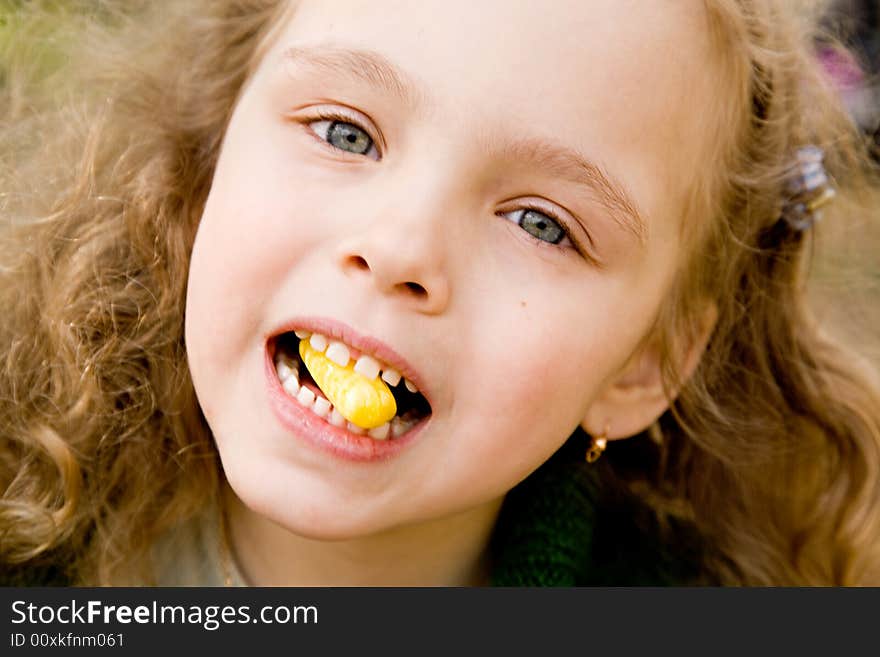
[[2, 0, 880, 586]]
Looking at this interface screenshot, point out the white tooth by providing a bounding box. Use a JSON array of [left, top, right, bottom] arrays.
[[296, 387, 316, 407], [276, 360, 296, 383], [402, 422, 417, 436], [381, 367, 401, 387], [294, 330, 311, 339], [325, 341, 350, 367], [368, 422, 390, 440], [347, 422, 366, 435], [282, 377, 300, 396], [404, 378, 418, 393], [353, 355, 381, 380], [309, 333, 328, 352], [329, 409, 346, 427], [312, 397, 331, 418], [391, 417, 407, 438]]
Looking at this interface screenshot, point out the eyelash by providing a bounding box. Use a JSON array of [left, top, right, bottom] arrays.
[[299, 111, 594, 261]]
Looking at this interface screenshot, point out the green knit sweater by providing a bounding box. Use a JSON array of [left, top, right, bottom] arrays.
[[489, 430, 698, 586]]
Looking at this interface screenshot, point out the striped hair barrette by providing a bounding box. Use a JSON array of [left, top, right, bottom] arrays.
[[779, 145, 836, 231]]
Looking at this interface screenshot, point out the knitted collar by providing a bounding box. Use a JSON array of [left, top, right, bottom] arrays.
[[489, 434, 598, 586], [489, 431, 697, 587]]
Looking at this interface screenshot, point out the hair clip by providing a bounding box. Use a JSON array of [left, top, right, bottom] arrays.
[[779, 145, 836, 231]]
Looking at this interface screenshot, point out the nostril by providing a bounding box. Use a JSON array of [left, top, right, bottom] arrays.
[[402, 281, 428, 298], [342, 253, 432, 300], [347, 255, 370, 271]]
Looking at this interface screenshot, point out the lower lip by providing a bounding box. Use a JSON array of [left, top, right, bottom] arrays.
[[264, 344, 427, 462]]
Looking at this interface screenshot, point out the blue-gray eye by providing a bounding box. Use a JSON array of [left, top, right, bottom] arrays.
[[515, 209, 566, 244], [327, 121, 373, 155]]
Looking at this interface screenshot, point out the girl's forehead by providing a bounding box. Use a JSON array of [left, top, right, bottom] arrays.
[[265, 0, 720, 236], [280, 0, 712, 101]]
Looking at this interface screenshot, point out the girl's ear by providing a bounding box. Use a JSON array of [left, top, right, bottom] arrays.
[[581, 303, 717, 440]]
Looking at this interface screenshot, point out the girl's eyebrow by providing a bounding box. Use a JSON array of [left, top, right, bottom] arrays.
[[281, 44, 647, 245], [491, 137, 647, 245], [281, 45, 428, 113]]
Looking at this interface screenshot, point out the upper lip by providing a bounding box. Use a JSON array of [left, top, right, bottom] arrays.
[[266, 317, 431, 404]]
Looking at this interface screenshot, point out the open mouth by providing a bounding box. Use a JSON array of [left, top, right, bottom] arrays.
[[269, 330, 432, 440]]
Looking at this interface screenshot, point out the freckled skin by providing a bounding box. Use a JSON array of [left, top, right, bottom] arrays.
[[184, 0, 718, 584]]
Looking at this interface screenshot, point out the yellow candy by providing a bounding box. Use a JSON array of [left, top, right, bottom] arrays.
[[299, 340, 396, 429]]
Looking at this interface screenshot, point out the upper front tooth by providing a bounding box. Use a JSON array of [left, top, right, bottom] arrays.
[[353, 355, 381, 380], [381, 367, 401, 386], [404, 379, 418, 393], [294, 330, 311, 339], [309, 334, 328, 352], [325, 341, 351, 367]]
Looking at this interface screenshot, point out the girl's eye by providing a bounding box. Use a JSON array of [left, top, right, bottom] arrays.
[[308, 119, 378, 159], [506, 209, 569, 245]]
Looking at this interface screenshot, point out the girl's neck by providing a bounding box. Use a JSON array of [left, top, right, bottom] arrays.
[[221, 483, 502, 587]]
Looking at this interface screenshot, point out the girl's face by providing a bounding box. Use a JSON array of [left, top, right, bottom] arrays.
[[185, 0, 717, 538]]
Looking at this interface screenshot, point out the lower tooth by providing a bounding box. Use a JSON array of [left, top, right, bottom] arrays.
[[312, 397, 331, 418], [347, 422, 366, 435], [297, 387, 316, 406], [276, 360, 297, 383], [329, 409, 346, 428], [282, 377, 300, 396], [391, 417, 408, 438], [368, 423, 390, 440]]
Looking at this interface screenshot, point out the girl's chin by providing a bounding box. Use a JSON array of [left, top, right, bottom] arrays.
[[232, 493, 415, 543]]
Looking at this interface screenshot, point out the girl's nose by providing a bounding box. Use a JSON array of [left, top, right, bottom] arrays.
[[337, 224, 452, 315]]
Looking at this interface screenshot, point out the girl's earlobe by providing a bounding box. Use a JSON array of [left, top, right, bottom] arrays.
[[581, 303, 717, 441], [579, 352, 670, 441]]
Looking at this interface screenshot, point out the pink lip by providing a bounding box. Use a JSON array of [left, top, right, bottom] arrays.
[[263, 318, 431, 462]]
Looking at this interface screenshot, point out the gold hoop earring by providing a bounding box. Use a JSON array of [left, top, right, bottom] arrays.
[[586, 426, 609, 463]]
